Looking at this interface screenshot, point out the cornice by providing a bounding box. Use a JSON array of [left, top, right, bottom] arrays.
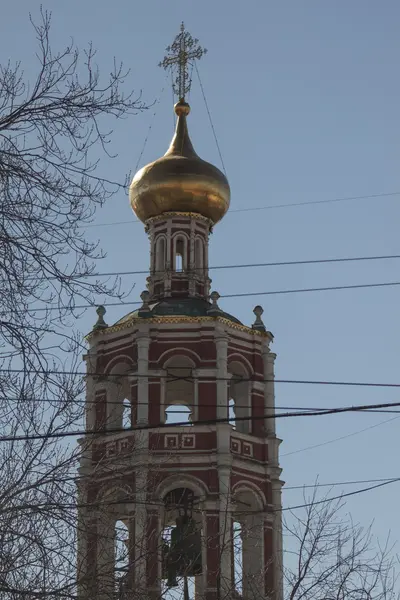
[[86, 315, 270, 342]]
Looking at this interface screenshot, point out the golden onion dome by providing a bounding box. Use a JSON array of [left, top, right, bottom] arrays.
[[129, 100, 230, 224]]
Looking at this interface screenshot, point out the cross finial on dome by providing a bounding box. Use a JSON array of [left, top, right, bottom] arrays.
[[159, 23, 207, 101]]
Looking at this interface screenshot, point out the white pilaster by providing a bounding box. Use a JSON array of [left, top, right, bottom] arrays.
[[262, 341, 276, 436], [272, 479, 284, 600], [218, 467, 232, 596], [134, 468, 148, 593], [136, 331, 150, 425], [215, 331, 228, 421]]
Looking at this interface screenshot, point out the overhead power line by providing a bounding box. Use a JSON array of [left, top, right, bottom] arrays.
[[278, 478, 400, 513], [5, 367, 400, 389], [3, 399, 400, 443], [27, 279, 400, 314], [85, 190, 400, 229], [47, 253, 400, 281], [281, 415, 400, 458], [195, 62, 227, 176], [284, 477, 400, 491], [6, 477, 400, 514], [6, 392, 400, 415]]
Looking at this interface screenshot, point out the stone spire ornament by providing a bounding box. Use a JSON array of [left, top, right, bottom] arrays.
[[138, 290, 152, 318], [252, 305, 266, 332], [93, 305, 108, 331], [207, 291, 222, 316]]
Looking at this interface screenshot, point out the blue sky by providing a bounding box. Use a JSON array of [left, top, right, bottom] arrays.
[[3, 0, 400, 553]]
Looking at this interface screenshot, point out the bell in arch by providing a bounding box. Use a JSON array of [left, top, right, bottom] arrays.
[[162, 488, 203, 588]]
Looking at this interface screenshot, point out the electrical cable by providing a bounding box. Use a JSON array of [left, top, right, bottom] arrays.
[[281, 415, 400, 458], [284, 477, 399, 491], [194, 62, 227, 176], [277, 478, 400, 513], [25, 279, 400, 313], [4, 394, 400, 417], [4, 367, 400, 388], [85, 190, 400, 229], [2, 399, 400, 443], [41, 253, 400, 281], [6, 478, 400, 515]]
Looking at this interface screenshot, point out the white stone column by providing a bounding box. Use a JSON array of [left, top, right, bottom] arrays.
[[76, 480, 89, 600], [96, 512, 115, 600], [218, 467, 233, 596], [215, 331, 229, 421], [133, 329, 150, 595], [262, 342, 276, 436], [242, 512, 264, 600], [105, 378, 124, 431], [272, 477, 284, 600], [189, 217, 196, 296], [215, 329, 233, 595], [136, 331, 150, 425], [134, 468, 148, 593]]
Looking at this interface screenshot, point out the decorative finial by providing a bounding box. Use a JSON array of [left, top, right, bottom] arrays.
[[159, 23, 207, 101], [252, 305, 266, 332], [138, 290, 152, 318], [93, 305, 108, 331], [207, 291, 222, 316]]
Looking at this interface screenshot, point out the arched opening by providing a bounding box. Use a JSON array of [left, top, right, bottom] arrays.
[[156, 237, 166, 273], [161, 488, 202, 600], [233, 489, 264, 599], [115, 519, 129, 594], [195, 237, 204, 271], [165, 404, 192, 425], [229, 398, 236, 429], [174, 237, 186, 272], [232, 521, 243, 595], [228, 361, 251, 434], [105, 370, 131, 431], [163, 355, 195, 424], [122, 398, 131, 429]]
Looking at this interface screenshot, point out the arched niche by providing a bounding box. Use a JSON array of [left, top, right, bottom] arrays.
[[160, 487, 203, 598], [162, 355, 196, 424], [195, 236, 204, 271], [105, 361, 134, 431], [228, 360, 251, 434], [95, 486, 134, 596], [232, 486, 265, 600], [173, 233, 188, 272], [155, 235, 167, 273]]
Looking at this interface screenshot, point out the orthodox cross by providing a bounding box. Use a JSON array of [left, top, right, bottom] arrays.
[[159, 23, 207, 101]]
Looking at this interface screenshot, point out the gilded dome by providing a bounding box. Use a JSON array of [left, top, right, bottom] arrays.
[[129, 101, 230, 224]]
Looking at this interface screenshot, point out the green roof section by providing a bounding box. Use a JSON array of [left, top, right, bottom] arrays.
[[114, 297, 242, 326]]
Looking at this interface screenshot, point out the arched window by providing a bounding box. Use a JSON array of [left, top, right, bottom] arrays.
[[115, 520, 129, 592], [163, 356, 195, 424], [156, 237, 166, 273], [105, 374, 130, 431], [233, 490, 264, 598], [228, 398, 236, 429], [165, 404, 192, 425], [228, 362, 251, 434], [174, 236, 186, 272], [122, 399, 131, 429], [195, 237, 204, 271], [161, 488, 201, 598], [233, 521, 243, 595]]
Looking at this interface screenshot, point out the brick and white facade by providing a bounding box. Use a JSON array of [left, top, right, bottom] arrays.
[[77, 93, 283, 600]]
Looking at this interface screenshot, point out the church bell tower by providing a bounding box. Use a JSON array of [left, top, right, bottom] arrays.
[[78, 24, 283, 600]]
